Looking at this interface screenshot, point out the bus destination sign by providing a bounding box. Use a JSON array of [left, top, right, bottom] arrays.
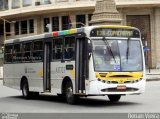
[[90, 28, 140, 38]]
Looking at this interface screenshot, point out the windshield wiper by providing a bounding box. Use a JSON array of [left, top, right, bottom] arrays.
[[126, 37, 130, 63], [102, 37, 116, 63]]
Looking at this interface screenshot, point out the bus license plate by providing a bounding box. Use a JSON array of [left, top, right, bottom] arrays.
[[117, 85, 126, 90]]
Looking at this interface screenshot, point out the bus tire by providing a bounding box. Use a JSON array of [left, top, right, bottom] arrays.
[[65, 81, 77, 104], [108, 95, 121, 102], [22, 80, 31, 99]]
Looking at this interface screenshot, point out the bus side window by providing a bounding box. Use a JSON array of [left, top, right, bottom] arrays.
[[52, 38, 63, 60], [64, 36, 75, 60], [13, 44, 22, 63], [5, 45, 13, 63], [33, 40, 43, 61], [22, 42, 32, 62]]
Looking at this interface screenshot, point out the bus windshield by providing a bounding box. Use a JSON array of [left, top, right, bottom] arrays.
[[92, 39, 143, 72]]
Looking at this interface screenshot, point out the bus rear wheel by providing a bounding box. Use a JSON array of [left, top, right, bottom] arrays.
[[108, 95, 121, 102], [65, 82, 77, 104], [22, 80, 31, 99]]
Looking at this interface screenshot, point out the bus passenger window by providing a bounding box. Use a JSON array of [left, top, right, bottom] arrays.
[[33, 40, 43, 61], [22, 42, 32, 62], [52, 38, 63, 60], [5, 45, 13, 63], [64, 36, 75, 60], [13, 44, 22, 62]]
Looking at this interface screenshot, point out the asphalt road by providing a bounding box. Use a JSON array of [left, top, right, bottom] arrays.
[[0, 80, 160, 113]]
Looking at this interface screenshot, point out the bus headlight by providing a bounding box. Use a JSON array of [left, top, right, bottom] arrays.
[[132, 78, 143, 83]]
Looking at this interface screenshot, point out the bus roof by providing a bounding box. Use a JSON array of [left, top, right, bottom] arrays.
[[52, 25, 136, 37], [5, 25, 137, 44], [5, 33, 52, 44]]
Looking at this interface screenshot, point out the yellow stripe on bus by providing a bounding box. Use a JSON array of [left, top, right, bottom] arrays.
[[96, 72, 143, 84], [99, 25, 134, 29], [38, 69, 43, 78]]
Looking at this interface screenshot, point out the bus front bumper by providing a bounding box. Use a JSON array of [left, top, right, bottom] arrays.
[[87, 79, 146, 95]]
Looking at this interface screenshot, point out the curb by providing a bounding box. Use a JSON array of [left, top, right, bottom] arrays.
[[146, 79, 160, 82], [146, 74, 160, 75]]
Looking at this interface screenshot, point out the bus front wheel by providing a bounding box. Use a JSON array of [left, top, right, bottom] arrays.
[[22, 80, 31, 99], [108, 95, 121, 102], [65, 82, 77, 104]]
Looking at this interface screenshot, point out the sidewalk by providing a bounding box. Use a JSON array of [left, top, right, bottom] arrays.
[[146, 68, 160, 81]]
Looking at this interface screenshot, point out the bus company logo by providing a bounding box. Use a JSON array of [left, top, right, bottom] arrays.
[[1, 113, 19, 119]]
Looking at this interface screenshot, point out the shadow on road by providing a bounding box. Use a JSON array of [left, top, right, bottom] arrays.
[[1, 94, 141, 107], [76, 98, 140, 107]]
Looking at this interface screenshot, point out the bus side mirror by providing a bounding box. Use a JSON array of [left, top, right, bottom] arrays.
[[88, 43, 92, 53], [88, 43, 92, 59]]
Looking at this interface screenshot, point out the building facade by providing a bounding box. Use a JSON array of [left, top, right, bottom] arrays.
[[0, 0, 160, 68]]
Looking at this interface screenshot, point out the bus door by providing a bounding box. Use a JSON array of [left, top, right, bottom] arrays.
[[75, 37, 89, 94], [43, 40, 51, 92]]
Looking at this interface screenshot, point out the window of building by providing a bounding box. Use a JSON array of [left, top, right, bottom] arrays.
[[44, 18, 50, 32], [76, 15, 86, 28], [6, 23, 11, 36], [29, 19, 34, 33], [13, 44, 22, 62], [21, 20, 28, 34], [23, 0, 32, 7], [0, 24, 3, 36], [88, 14, 93, 26], [0, 0, 8, 10], [62, 16, 70, 30], [52, 38, 63, 60], [0, 48, 3, 66], [14, 22, 19, 35], [88, 14, 92, 21], [12, 0, 20, 9], [5, 45, 13, 63], [56, 0, 68, 3], [14, 19, 34, 35], [64, 36, 75, 60], [35, 0, 41, 6], [43, 0, 51, 4], [22, 42, 32, 62], [52, 16, 59, 31], [33, 40, 43, 61]]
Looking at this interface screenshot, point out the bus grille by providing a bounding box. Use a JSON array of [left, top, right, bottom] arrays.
[[101, 88, 138, 92]]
